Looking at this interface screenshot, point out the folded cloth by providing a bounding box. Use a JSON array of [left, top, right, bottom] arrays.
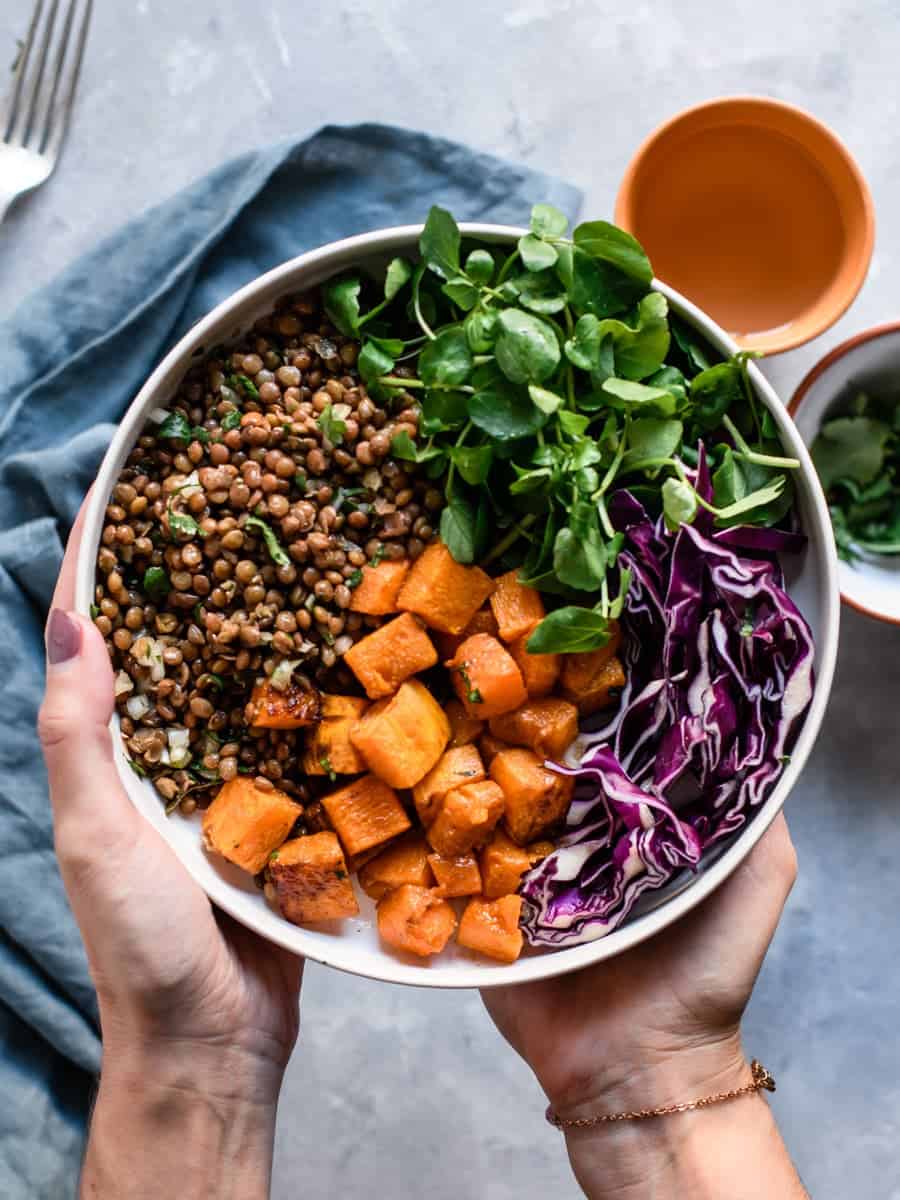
[[0, 122, 581, 1198]]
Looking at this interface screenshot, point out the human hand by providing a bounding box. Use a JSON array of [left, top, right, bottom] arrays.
[[39, 504, 302, 1197], [482, 816, 804, 1198]]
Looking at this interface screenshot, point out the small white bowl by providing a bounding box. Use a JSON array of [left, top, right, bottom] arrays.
[[790, 322, 900, 626], [76, 224, 840, 989]]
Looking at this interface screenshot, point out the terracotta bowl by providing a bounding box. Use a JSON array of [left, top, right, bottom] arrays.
[[615, 96, 874, 355], [790, 322, 900, 625]]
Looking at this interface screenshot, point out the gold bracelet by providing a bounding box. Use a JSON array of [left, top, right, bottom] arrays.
[[545, 1060, 776, 1130]]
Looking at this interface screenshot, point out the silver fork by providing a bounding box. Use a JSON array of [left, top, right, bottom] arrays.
[[0, 0, 93, 222]]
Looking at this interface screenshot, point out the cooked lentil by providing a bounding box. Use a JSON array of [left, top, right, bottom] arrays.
[[96, 288, 431, 813]]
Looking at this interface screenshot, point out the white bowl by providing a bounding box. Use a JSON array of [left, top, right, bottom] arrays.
[[76, 224, 840, 989], [790, 322, 900, 626]]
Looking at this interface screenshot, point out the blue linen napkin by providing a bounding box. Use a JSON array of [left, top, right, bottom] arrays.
[[0, 122, 581, 1198]]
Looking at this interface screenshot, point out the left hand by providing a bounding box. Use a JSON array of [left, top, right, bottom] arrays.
[[39, 503, 303, 1097]]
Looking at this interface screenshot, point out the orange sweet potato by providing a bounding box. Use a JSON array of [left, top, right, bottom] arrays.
[[527, 840, 555, 865], [479, 731, 511, 766], [397, 541, 495, 634], [426, 780, 505, 857], [446, 699, 485, 748], [480, 828, 533, 899], [343, 611, 438, 699], [561, 649, 626, 717], [350, 679, 451, 788], [490, 748, 574, 845], [509, 633, 560, 699], [412, 745, 486, 826], [247, 678, 320, 729], [427, 851, 483, 898], [488, 698, 579, 761], [435, 606, 500, 660], [457, 894, 523, 963], [202, 777, 302, 874], [349, 558, 410, 615], [377, 883, 457, 958], [448, 633, 527, 720], [267, 832, 359, 923], [302, 694, 368, 775], [358, 832, 434, 900], [489, 569, 546, 643], [320, 774, 411, 857]]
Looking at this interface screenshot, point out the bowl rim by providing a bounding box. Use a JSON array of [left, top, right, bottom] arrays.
[[789, 318, 900, 628], [75, 221, 840, 989], [614, 94, 876, 356]]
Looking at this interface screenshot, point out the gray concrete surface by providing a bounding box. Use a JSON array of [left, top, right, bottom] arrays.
[[3, 1, 900, 1196]]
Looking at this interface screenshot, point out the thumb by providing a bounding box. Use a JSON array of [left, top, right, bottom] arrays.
[[39, 608, 139, 847]]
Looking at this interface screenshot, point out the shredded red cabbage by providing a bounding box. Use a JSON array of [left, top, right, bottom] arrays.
[[519, 490, 815, 947]]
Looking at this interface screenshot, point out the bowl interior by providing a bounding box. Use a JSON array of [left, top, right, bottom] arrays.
[[790, 324, 900, 625], [615, 97, 874, 355], [75, 224, 840, 988]]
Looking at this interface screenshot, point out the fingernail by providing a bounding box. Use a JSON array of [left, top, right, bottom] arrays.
[[47, 609, 82, 666]]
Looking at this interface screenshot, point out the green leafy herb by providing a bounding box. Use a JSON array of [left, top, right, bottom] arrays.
[[455, 663, 483, 705], [228, 373, 260, 400], [346, 568, 364, 589], [90, 604, 100, 620], [317, 404, 347, 446], [245, 516, 290, 567], [811, 391, 900, 560], [440, 496, 477, 563], [168, 510, 199, 539], [323, 275, 361, 336], [157, 411, 192, 441], [142, 566, 171, 602], [221, 409, 242, 432], [128, 759, 148, 779], [319, 754, 337, 782], [527, 606, 613, 654], [385, 257, 414, 300], [191, 426, 210, 444], [494, 309, 560, 384], [419, 206, 461, 280], [369, 545, 386, 568], [294, 471, 307, 493]]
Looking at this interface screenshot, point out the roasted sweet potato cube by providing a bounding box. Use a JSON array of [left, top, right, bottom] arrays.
[[435, 606, 500, 660], [202, 777, 302, 875], [412, 745, 486, 827], [267, 832, 359, 923], [349, 558, 410, 615], [448, 633, 527, 720], [303, 694, 369, 776], [247, 679, 320, 729], [526, 840, 555, 865], [489, 569, 546, 643], [480, 828, 533, 899], [350, 679, 451, 788], [426, 780, 504, 857], [457, 895, 523, 963], [489, 698, 579, 761], [479, 731, 511, 766], [509, 633, 560, 699], [561, 650, 626, 717], [358, 832, 434, 900], [427, 851, 483, 898], [320, 774, 411, 857], [446, 699, 485, 748], [343, 612, 438, 700], [397, 541, 495, 634], [490, 748, 574, 845], [377, 884, 457, 958]]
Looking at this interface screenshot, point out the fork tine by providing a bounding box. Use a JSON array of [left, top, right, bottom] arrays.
[[13, 0, 61, 148], [37, 0, 77, 154], [44, 0, 92, 162], [1, 0, 45, 141]]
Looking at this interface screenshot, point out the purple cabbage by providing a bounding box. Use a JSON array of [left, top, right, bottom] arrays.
[[519, 492, 815, 948]]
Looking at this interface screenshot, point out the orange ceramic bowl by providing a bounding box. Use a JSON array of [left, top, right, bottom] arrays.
[[615, 96, 874, 355]]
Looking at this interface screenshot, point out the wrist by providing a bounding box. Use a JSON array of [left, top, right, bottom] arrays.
[[83, 1039, 284, 1200]]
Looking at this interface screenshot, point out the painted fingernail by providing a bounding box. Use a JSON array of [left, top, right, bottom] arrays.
[[46, 609, 82, 666]]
